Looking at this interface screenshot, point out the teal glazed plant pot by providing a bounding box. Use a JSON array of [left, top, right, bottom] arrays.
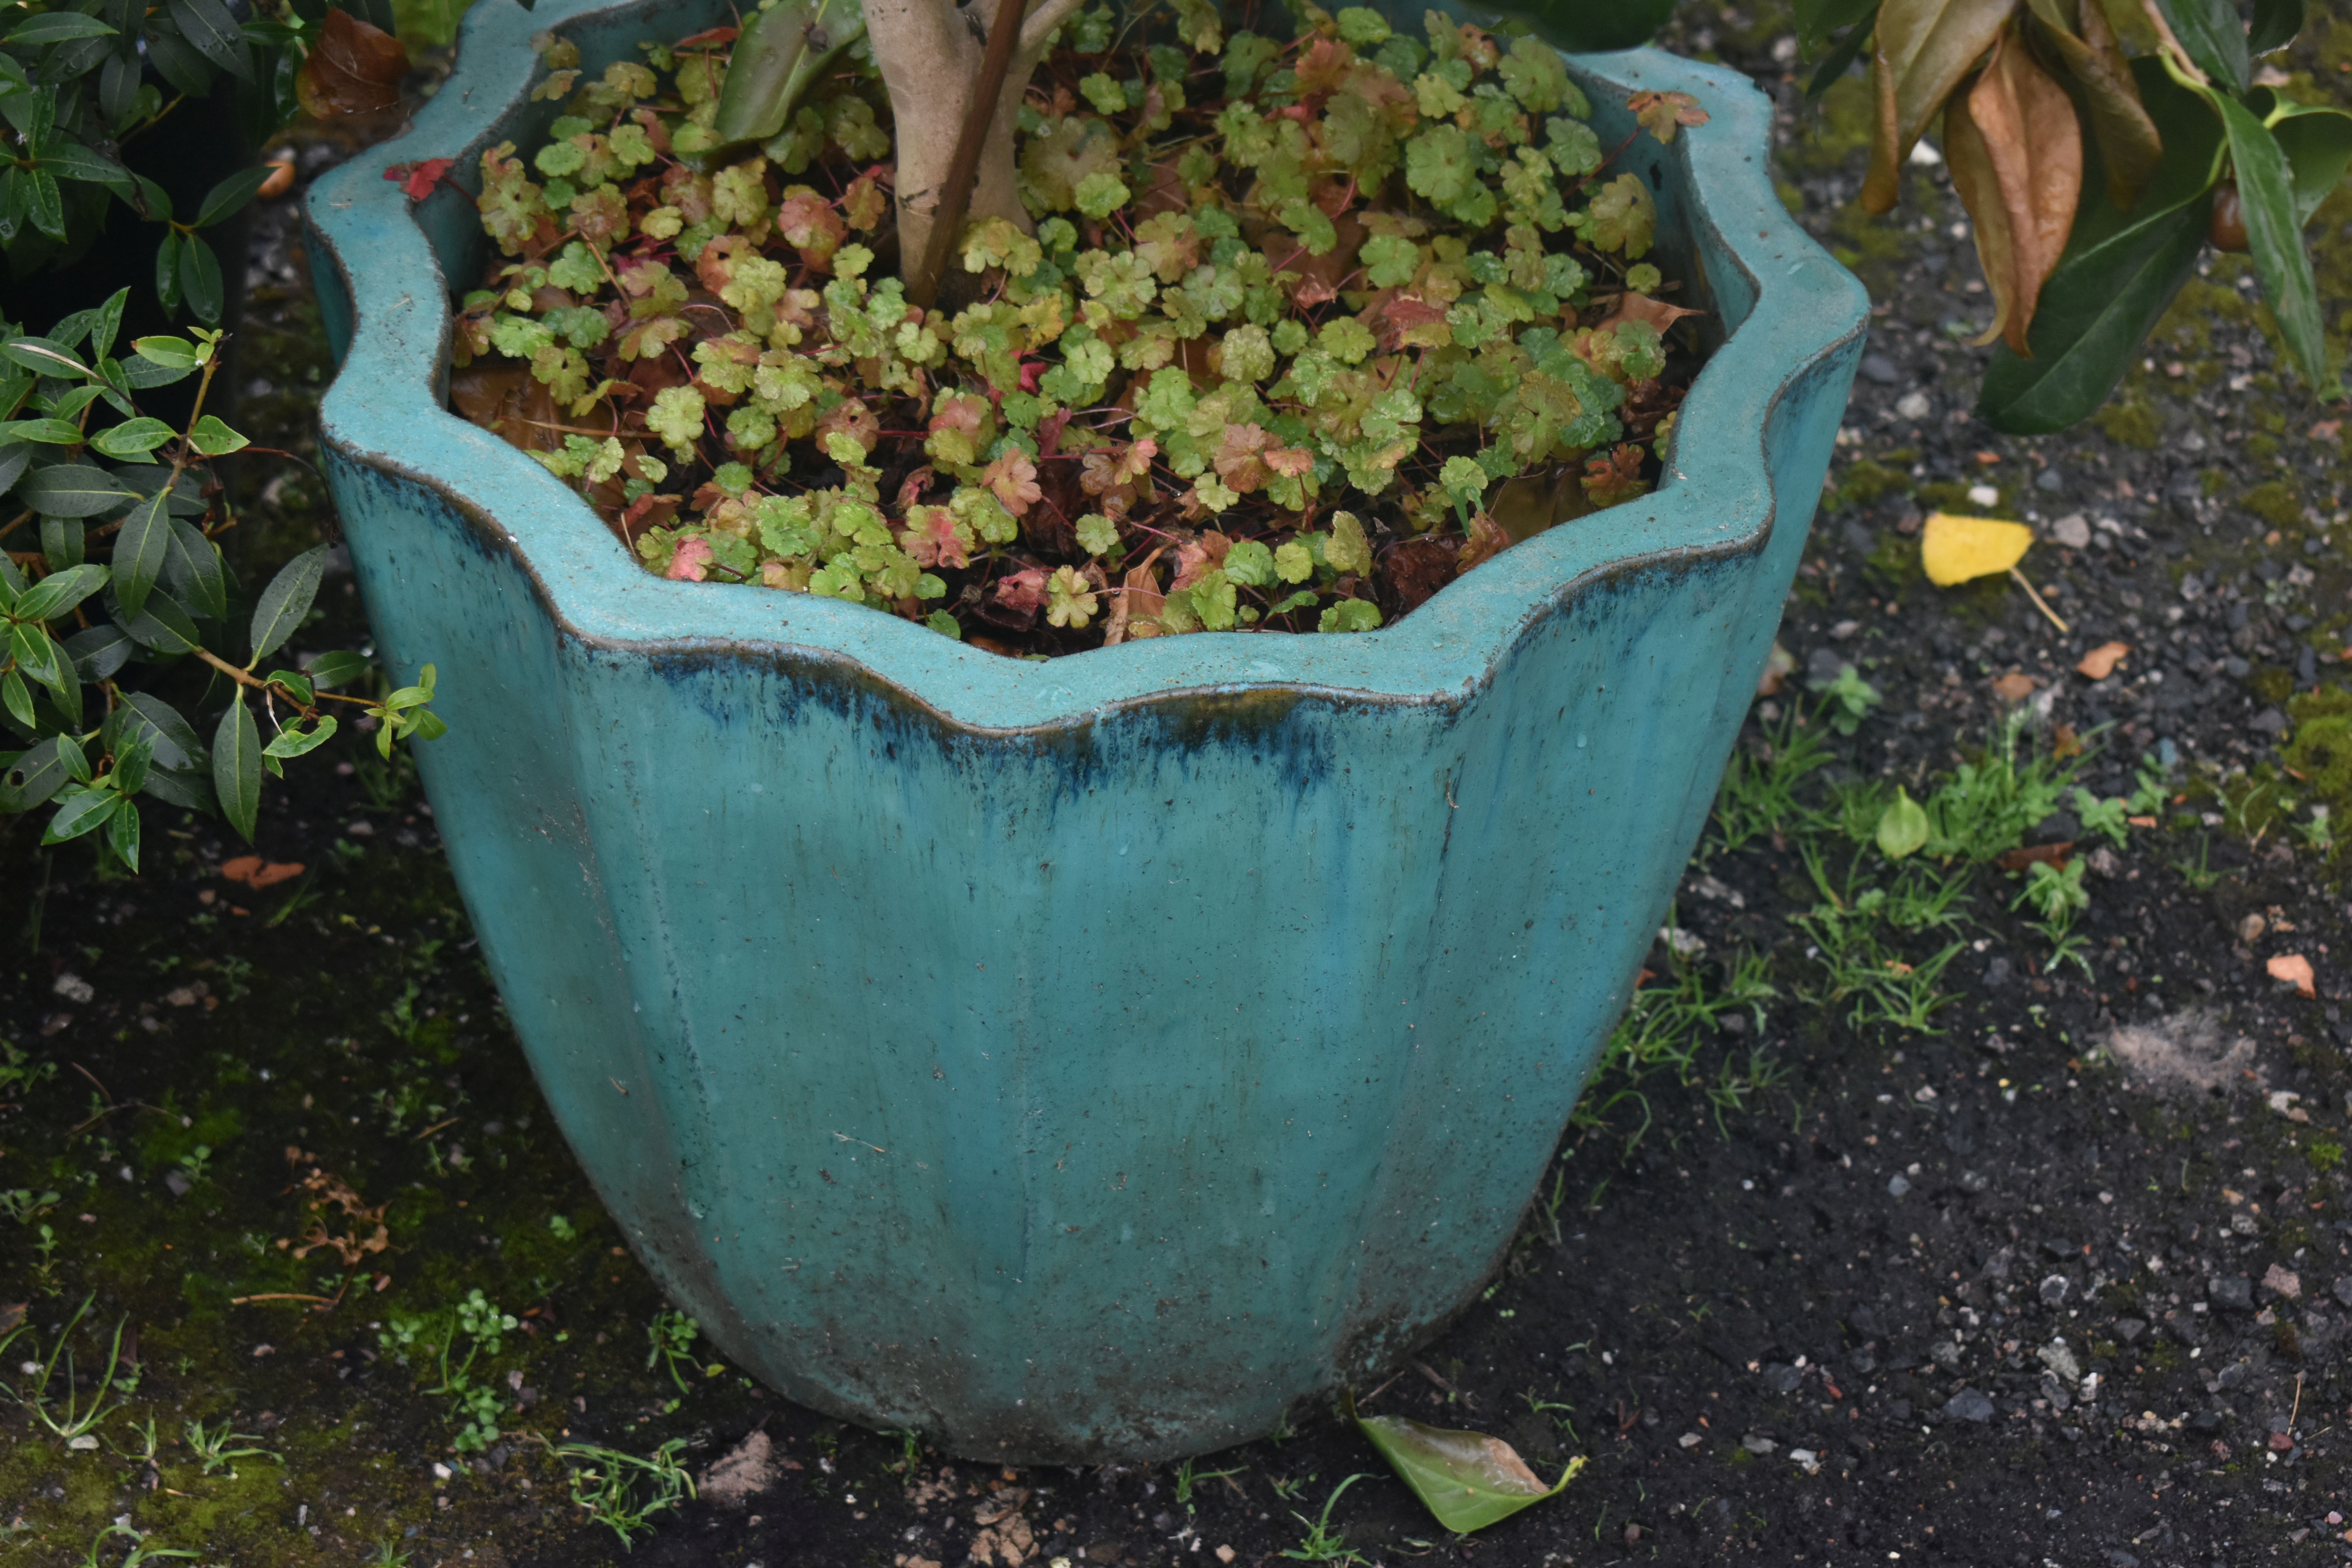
[[305, 0, 1866, 1463]]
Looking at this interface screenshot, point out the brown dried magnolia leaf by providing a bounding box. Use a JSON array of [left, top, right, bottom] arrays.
[[2025, 0, 2161, 208], [1949, 29, 2083, 354], [296, 8, 411, 118], [1862, 0, 2019, 213]]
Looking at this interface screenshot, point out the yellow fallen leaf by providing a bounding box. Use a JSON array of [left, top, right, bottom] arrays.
[[2075, 641, 2130, 680], [2268, 954, 2316, 998], [1921, 513, 2033, 586]]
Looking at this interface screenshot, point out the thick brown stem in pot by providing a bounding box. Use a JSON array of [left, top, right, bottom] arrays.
[[864, 0, 1089, 289]]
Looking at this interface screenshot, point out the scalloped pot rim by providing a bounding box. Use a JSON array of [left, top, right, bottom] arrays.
[[307, 0, 1867, 735]]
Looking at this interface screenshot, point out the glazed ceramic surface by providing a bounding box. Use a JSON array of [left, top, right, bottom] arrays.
[[307, 0, 1866, 1461]]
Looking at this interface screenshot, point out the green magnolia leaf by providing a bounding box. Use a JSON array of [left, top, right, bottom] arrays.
[[2249, 0, 2303, 53], [1978, 63, 2224, 434], [2266, 101, 2352, 225], [1806, 12, 1879, 101], [40, 516, 84, 570], [187, 414, 248, 456], [90, 417, 177, 458], [248, 544, 328, 664], [1475, 0, 1673, 50], [116, 690, 207, 773], [1356, 1412, 1584, 1533], [713, 0, 867, 144], [2209, 91, 2329, 391], [213, 694, 260, 843], [10, 562, 110, 623], [1793, 0, 1880, 49], [1877, 785, 1931, 857], [2154, 0, 2249, 93], [303, 649, 370, 690], [18, 463, 138, 518], [111, 489, 173, 618]]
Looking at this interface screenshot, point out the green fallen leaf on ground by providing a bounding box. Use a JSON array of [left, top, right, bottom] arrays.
[[1353, 1408, 1585, 1533]]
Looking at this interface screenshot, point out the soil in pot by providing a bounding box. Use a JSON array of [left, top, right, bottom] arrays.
[[445, 2, 1709, 655]]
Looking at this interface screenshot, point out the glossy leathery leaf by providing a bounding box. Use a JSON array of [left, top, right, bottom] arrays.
[[42, 784, 123, 846], [89, 416, 176, 458], [1979, 67, 2223, 434], [262, 713, 337, 761], [295, 6, 409, 117], [1795, 0, 1881, 50], [178, 233, 225, 325], [1355, 1411, 1585, 1532], [2248, 0, 2303, 53], [2262, 100, 2352, 225], [117, 691, 208, 774], [104, 791, 141, 869], [163, 518, 229, 621], [713, 0, 866, 145], [116, 589, 203, 655], [194, 165, 274, 229], [1475, 0, 1677, 51], [2208, 91, 2330, 391], [9, 562, 111, 624], [1862, 0, 2019, 212], [213, 693, 260, 842], [2153, 0, 2248, 92], [1807, 13, 1880, 102]]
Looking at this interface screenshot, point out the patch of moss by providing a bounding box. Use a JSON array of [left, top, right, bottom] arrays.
[[2254, 667, 2298, 706], [1833, 457, 1911, 513], [2242, 478, 2304, 528], [1915, 481, 1976, 512], [2094, 399, 2161, 450], [1782, 75, 1875, 176], [1864, 531, 1923, 593]]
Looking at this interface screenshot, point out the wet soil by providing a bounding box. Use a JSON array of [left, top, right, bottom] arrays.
[[6, 5, 2352, 1566]]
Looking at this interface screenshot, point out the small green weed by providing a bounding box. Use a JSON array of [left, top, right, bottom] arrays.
[[646, 1308, 705, 1393], [183, 1416, 279, 1475], [1573, 944, 1777, 1144], [378, 1288, 518, 1451], [1280, 1472, 1373, 1563], [367, 1541, 413, 1568], [554, 1438, 695, 1547], [1711, 706, 1835, 854], [73, 1523, 196, 1568], [2014, 859, 2091, 977], [0, 1187, 59, 1223], [1175, 1456, 1247, 1513], [0, 1294, 136, 1443], [2310, 1140, 2344, 1172], [1812, 665, 1883, 736], [0, 1039, 55, 1101]]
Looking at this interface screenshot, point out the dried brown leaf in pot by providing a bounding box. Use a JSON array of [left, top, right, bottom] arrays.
[[296, 8, 411, 119]]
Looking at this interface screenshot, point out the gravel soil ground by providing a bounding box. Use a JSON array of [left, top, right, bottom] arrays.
[[6, 5, 2352, 1565]]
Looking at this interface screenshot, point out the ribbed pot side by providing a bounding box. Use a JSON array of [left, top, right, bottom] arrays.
[[307, 0, 1866, 1463]]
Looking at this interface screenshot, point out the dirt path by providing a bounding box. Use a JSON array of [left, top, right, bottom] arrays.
[[4, 6, 2351, 1566]]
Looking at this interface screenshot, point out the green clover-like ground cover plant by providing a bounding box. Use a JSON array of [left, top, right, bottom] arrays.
[[450, 1, 1712, 653]]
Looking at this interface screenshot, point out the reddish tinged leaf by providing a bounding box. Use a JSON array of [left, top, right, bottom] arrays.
[[1264, 446, 1314, 477], [1105, 552, 1166, 645], [982, 450, 1044, 516], [1626, 90, 1710, 143], [383, 158, 456, 201], [1862, 0, 2017, 213], [1454, 512, 1512, 575], [1294, 37, 1357, 96], [1598, 291, 1706, 335], [1214, 424, 1272, 494], [842, 172, 888, 232], [1581, 444, 1650, 508], [775, 192, 846, 271], [902, 507, 972, 570], [297, 8, 410, 118], [1946, 29, 2083, 354], [666, 537, 715, 581], [1114, 437, 1157, 486], [995, 568, 1050, 613]]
